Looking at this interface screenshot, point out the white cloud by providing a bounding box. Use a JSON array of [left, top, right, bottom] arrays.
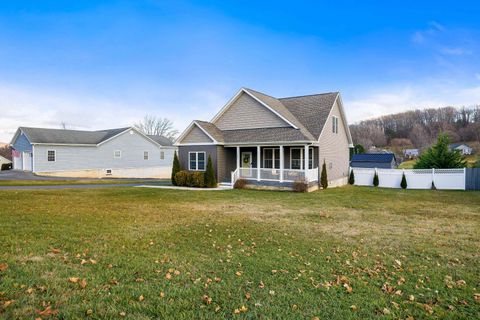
[[440, 47, 473, 56], [0, 83, 227, 143], [345, 83, 480, 123]]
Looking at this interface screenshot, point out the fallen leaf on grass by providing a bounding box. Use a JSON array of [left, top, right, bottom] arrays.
[[235, 271, 242, 276], [474, 293, 480, 301], [165, 273, 172, 280], [409, 295, 415, 301], [160, 292, 165, 298], [69, 277, 80, 283], [202, 295, 212, 305], [350, 305, 357, 311], [26, 288, 34, 294], [3, 300, 14, 308], [37, 305, 58, 316], [245, 292, 251, 300], [119, 311, 126, 317], [343, 283, 353, 293], [0, 263, 8, 271], [50, 248, 61, 254], [79, 279, 87, 289], [382, 307, 390, 315], [138, 295, 144, 302], [259, 281, 265, 289], [86, 309, 93, 316]]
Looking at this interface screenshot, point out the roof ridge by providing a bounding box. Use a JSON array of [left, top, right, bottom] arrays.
[[279, 92, 339, 100]]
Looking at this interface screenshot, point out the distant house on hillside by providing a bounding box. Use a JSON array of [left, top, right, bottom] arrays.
[[10, 127, 176, 178], [449, 143, 472, 155], [350, 153, 396, 169], [403, 148, 419, 159]]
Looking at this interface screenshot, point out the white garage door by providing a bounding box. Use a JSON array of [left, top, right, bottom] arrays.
[[23, 152, 33, 171]]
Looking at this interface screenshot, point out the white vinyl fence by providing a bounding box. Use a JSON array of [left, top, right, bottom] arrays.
[[351, 167, 466, 190]]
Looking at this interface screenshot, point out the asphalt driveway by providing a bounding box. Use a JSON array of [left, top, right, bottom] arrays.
[[0, 170, 82, 180]]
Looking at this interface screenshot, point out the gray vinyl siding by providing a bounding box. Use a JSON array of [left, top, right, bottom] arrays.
[[178, 145, 218, 175], [318, 101, 350, 181], [12, 133, 32, 152], [34, 130, 174, 172], [214, 92, 290, 130], [179, 125, 214, 144]]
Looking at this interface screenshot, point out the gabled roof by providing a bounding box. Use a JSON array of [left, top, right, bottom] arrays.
[[351, 153, 396, 163], [147, 135, 173, 146], [178, 87, 353, 145], [12, 127, 169, 146], [449, 143, 471, 149]]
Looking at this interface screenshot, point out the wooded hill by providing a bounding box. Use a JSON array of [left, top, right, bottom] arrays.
[[349, 105, 480, 154]]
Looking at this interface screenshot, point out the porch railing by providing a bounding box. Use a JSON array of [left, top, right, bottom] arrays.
[[231, 167, 319, 185]]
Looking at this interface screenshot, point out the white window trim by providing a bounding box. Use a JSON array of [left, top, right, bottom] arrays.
[[114, 150, 122, 158], [47, 149, 56, 162], [290, 147, 314, 170], [262, 147, 280, 169], [332, 116, 339, 134], [144, 151, 149, 160], [188, 151, 206, 171]]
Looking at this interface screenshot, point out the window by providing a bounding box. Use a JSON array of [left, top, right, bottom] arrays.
[[290, 147, 314, 169], [114, 150, 122, 158], [160, 151, 165, 160], [47, 150, 55, 162], [144, 151, 149, 160], [189, 151, 206, 171], [263, 148, 280, 169], [332, 116, 339, 134]]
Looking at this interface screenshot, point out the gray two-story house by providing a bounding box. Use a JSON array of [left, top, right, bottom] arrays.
[[175, 88, 353, 190]]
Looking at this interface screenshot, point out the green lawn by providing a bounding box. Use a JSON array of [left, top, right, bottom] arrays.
[[0, 187, 479, 319]]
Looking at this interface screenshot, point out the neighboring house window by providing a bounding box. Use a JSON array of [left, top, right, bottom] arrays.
[[47, 150, 55, 162], [263, 148, 280, 169], [329, 162, 333, 170], [189, 152, 206, 171], [290, 147, 314, 170], [332, 116, 339, 134], [144, 151, 149, 160], [114, 150, 122, 158], [160, 151, 165, 160]]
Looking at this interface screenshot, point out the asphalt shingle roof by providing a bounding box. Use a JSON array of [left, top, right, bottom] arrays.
[[19, 127, 170, 146], [351, 153, 396, 163]]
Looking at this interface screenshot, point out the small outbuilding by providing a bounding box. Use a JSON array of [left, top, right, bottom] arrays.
[[350, 153, 396, 169]]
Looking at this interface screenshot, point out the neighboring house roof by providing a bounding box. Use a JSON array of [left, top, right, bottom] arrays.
[[147, 135, 173, 146], [351, 153, 396, 163], [177, 88, 352, 145], [449, 143, 471, 149], [11, 127, 171, 147]]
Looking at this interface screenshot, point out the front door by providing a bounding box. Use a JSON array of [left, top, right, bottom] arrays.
[[23, 152, 32, 171], [241, 152, 253, 177]]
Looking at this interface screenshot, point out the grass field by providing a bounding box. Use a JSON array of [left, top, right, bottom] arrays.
[[0, 186, 479, 319]]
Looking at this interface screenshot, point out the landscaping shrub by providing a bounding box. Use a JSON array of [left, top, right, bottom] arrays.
[[373, 171, 379, 187], [400, 173, 407, 189], [431, 181, 436, 190], [190, 171, 205, 187], [233, 179, 247, 189], [204, 155, 217, 188], [293, 180, 308, 192], [320, 160, 328, 189], [175, 170, 189, 186], [348, 169, 355, 185], [171, 151, 181, 186], [1, 163, 12, 171]]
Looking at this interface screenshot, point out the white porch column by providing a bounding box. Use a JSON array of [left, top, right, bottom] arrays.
[[236, 146, 240, 170], [257, 146, 261, 181], [304, 145, 309, 181], [279, 145, 284, 182]]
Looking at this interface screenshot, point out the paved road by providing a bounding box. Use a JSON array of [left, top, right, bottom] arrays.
[[0, 184, 141, 190]]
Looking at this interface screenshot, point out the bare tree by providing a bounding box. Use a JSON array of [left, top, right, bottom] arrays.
[[60, 122, 68, 130], [134, 115, 179, 141]]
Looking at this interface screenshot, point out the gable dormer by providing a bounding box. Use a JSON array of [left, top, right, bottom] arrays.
[[212, 89, 291, 131]]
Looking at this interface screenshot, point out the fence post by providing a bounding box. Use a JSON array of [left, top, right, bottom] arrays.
[[432, 168, 435, 187], [464, 167, 466, 190]]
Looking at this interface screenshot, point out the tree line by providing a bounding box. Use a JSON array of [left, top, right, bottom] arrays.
[[349, 105, 480, 151]]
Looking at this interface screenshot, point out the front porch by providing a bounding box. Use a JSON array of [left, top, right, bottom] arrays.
[[228, 145, 319, 186]]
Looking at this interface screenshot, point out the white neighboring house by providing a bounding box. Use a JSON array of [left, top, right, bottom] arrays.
[[449, 143, 473, 156], [10, 127, 176, 178]]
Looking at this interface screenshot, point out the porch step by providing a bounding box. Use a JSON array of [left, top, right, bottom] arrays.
[[219, 182, 233, 189]]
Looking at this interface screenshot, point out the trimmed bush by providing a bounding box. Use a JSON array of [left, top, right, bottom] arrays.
[[320, 160, 328, 189], [400, 173, 407, 189], [174, 170, 189, 186], [293, 180, 308, 192], [190, 171, 205, 188], [204, 155, 217, 188], [171, 151, 181, 186], [234, 179, 247, 189], [373, 171, 379, 187], [431, 181, 436, 190], [348, 169, 355, 185]]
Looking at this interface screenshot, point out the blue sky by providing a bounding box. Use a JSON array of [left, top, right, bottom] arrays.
[[1, 0, 480, 141]]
